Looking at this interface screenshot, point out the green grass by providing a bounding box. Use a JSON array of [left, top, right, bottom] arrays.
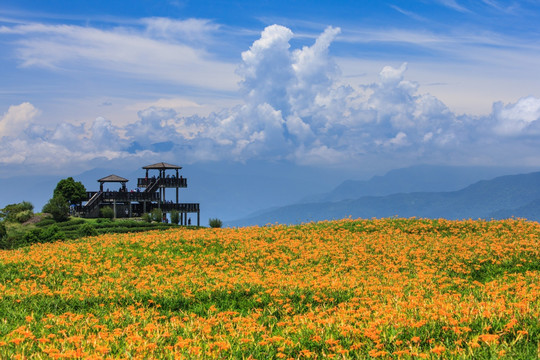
[[1, 216, 199, 250]]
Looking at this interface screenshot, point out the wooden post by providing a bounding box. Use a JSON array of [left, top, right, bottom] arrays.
[[176, 169, 179, 204]]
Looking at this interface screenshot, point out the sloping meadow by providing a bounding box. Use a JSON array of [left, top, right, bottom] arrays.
[[0, 218, 539, 358]]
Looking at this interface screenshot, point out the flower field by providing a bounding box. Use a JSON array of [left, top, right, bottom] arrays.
[[1, 218, 539, 359]]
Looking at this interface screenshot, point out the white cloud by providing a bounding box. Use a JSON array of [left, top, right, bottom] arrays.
[[0, 102, 40, 137], [3, 24, 540, 172], [238, 25, 295, 112], [142, 17, 219, 43], [128, 98, 201, 112], [491, 96, 540, 136], [435, 0, 471, 13], [3, 22, 238, 91]]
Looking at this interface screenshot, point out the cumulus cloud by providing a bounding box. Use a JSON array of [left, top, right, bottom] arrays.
[[0, 102, 40, 137], [491, 96, 540, 136], [2, 24, 540, 172]]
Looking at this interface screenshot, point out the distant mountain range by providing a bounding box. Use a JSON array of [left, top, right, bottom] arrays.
[[227, 168, 540, 226], [300, 164, 528, 202]]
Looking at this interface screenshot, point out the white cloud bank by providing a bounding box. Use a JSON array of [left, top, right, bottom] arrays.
[[2, 24, 540, 174]]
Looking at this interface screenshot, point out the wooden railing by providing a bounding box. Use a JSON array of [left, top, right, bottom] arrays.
[[103, 192, 159, 202], [84, 191, 159, 202], [130, 203, 200, 216], [159, 203, 199, 212], [137, 177, 187, 189], [83, 191, 102, 213]]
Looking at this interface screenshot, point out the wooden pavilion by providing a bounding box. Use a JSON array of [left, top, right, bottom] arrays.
[[78, 162, 200, 225]]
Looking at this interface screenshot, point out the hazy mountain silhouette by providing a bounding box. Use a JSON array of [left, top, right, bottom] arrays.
[[228, 170, 540, 226], [300, 165, 529, 202]]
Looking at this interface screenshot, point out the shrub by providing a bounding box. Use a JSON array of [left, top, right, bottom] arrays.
[[142, 213, 152, 223], [151, 208, 163, 223], [42, 195, 70, 222], [1, 201, 34, 222], [209, 218, 223, 228], [170, 210, 180, 225], [22, 229, 43, 244], [100, 206, 115, 219], [0, 234, 26, 249], [15, 210, 33, 223], [78, 223, 98, 237], [36, 217, 56, 227]]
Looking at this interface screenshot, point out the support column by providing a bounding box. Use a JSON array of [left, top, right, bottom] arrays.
[[197, 210, 200, 227]]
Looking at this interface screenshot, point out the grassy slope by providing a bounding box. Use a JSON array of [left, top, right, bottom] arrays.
[[0, 218, 539, 359]]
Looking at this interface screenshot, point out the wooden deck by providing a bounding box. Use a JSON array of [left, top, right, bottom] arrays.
[[78, 162, 199, 225]]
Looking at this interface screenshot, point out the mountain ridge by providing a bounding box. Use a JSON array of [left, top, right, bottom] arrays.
[[228, 170, 540, 226]]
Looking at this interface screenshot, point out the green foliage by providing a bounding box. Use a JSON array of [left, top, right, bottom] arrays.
[[42, 195, 70, 222], [0, 235, 25, 249], [78, 223, 98, 237], [170, 210, 180, 225], [15, 210, 33, 223], [0, 222, 6, 239], [42, 224, 65, 242], [35, 217, 57, 227], [209, 218, 223, 228], [142, 213, 152, 223], [20, 225, 66, 247], [0, 214, 186, 250], [22, 229, 42, 244], [100, 206, 115, 219], [0, 201, 34, 222], [151, 208, 163, 223], [53, 177, 87, 205]]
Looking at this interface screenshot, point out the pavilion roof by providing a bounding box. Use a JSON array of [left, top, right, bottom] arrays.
[[142, 162, 182, 170], [98, 174, 129, 183]]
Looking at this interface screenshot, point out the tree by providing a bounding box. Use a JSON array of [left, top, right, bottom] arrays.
[[42, 195, 70, 222], [170, 210, 180, 225], [0, 222, 6, 239], [54, 177, 86, 206]]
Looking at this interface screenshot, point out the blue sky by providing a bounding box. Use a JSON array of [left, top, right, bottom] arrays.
[[1, 0, 540, 178]]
